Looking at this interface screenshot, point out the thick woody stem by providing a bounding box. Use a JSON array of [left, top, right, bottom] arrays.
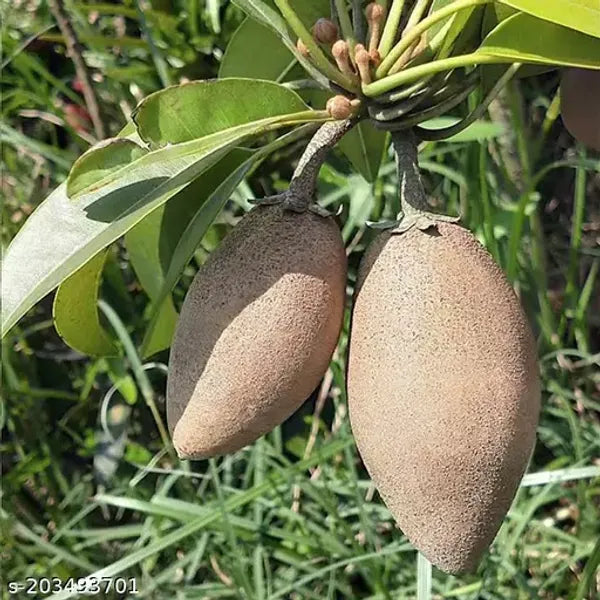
[[48, 0, 106, 140], [391, 130, 429, 215], [287, 119, 355, 208]]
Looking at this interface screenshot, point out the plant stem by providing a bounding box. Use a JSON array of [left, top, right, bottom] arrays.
[[376, 0, 492, 78], [378, 0, 406, 58], [274, 0, 358, 91], [404, 0, 432, 32], [391, 130, 429, 215], [288, 119, 356, 207], [334, 0, 356, 49], [415, 63, 520, 140], [47, 0, 106, 139]]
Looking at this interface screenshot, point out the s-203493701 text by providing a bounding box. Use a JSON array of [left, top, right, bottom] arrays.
[[6, 577, 139, 596]]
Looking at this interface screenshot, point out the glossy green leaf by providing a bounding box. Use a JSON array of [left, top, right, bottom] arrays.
[[67, 139, 148, 198], [53, 250, 118, 357], [219, 18, 297, 81], [497, 0, 600, 39], [132, 78, 309, 147], [232, 0, 329, 86], [478, 13, 600, 69], [2, 114, 322, 336]]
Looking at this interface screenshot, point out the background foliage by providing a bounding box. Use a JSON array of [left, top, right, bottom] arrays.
[[1, 1, 599, 598]]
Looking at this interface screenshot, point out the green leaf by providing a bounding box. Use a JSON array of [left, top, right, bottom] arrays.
[[288, 0, 330, 30], [421, 117, 504, 141], [132, 78, 310, 146], [232, 0, 329, 86], [219, 18, 297, 81], [481, 3, 517, 37], [125, 207, 179, 358], [1, 114, 322, 336], [497, 0, 600, 39], [338, 122, 388, 183], [443, 5, 485, 56], [478, 12, 600, 69], [52, 250, 118, 357], [67, 138, 148, 198]]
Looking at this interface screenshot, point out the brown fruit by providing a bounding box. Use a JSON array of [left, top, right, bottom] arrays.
[[167, 205, 347, 459], [560, 68, 600, 151], [347, 223, 540, 574]]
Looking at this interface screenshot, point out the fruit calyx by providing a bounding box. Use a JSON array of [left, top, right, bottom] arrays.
[[251, 119, 355, 216], [369, 130, 459, 234]]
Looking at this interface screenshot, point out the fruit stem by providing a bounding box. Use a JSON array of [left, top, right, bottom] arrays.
[[391, 130, 429, 215], [287, 119, 356, 210]]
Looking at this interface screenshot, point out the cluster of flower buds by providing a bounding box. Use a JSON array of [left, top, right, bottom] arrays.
[[297, 3, 388, 86]]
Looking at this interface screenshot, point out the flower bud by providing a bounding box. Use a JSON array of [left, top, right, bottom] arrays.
[[326, 95, 353, 120], [312, 18, 339, 44]]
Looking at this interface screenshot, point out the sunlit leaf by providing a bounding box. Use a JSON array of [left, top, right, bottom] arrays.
[[2, 114, 322, 335], [67, 139, 148, 198], [132, 78, 310, 146], [478, 12, 600, 69], [53, 250, 118, 357], [497, 0, 600, 39]]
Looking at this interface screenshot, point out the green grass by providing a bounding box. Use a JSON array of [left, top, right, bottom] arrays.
[[2, 2, 599, 599]]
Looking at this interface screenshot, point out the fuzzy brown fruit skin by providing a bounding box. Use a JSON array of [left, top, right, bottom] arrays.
[[167, 205, 347, 459], [348, 223, 540, 574], [560, 68, 600, 151]]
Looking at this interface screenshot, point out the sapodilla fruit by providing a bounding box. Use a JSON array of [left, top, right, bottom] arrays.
[[347, 222, 540, 574], [167, 204, 346, 459], [560, 68, 600, 151]]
